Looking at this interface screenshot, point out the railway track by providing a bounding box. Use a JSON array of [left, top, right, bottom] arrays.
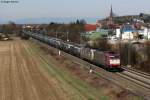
[[122, 66, 150, 80], [117, 72, 150, 89], [32, 39, 150, 99], [116, 66, 150, 95]]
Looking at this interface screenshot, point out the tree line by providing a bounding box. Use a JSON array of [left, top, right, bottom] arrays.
[[0, 21, 22, 35], [45, 19, 86, 43], [0, 20, 86, 43]]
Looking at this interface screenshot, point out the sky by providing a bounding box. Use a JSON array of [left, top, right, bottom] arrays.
[[0, 0, 150, 20]]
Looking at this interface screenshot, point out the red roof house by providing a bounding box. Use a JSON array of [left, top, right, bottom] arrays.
[[84, 24, 97, 32]]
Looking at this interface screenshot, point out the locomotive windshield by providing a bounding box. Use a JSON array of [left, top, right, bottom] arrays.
[[109, 55, 119, 59]]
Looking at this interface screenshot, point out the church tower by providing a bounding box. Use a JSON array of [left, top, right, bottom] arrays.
[[108, 5, 113, 25]]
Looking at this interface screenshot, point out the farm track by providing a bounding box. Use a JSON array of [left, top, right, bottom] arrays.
[[33, 39, 150, 99], [0, 37, 110, 100]]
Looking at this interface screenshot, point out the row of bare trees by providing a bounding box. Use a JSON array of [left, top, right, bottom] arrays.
[[46, 20, 86, 43], [119, 42, 150, 73], [0, 21, 22, 35]]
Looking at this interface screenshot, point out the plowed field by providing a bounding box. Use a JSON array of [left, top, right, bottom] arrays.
[[0, 38, 110, 100]]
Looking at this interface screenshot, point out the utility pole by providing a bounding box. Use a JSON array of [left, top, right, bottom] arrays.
[[128, 32, 131, 67], [67, 31, 69, 42], [119, 29, 122, 67], [147, 28, 149, 40], [56, 31, 58, 38]]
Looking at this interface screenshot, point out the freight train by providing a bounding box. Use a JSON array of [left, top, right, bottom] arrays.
[[22, 30, 121, 70]]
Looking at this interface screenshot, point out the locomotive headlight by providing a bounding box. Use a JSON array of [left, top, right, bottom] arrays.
[[110, 59, 120, 64], [116, 59, 120, 64], [110, 60, 115, 64]]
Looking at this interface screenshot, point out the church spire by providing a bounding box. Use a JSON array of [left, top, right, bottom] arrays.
[[109, 5, 113, 25], [110, 5, 113, 18]]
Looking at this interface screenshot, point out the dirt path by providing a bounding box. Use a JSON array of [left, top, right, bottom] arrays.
[[0, 38, 111, 100]]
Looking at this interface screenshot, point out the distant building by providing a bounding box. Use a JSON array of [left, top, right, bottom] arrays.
[[96, 20, 107, 28], [84, 24, 97, 33], [121, 24, 135, 39], [114, 24, 135, 39], [138, 28, 150, 39]]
